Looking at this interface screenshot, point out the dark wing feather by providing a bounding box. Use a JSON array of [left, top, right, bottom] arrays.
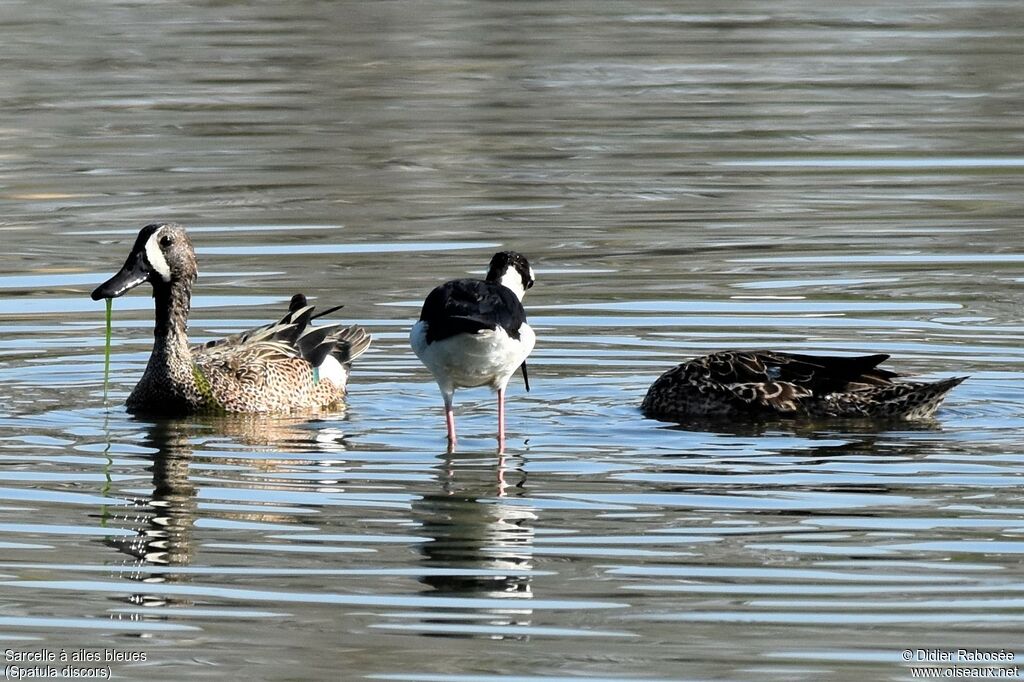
[[696, 350, 898, 412], [193, 295, 371, 371], [311, 303, 345, 321], [420, 278, 527, 343], [297, 325, 339, 365], [701, 351, 894, 393], [776, 352, 896, 390], [272, 306, 314, 346]]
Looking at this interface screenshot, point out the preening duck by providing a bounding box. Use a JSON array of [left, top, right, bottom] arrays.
[[410, 251, 536, 451], [642, 350, 965, 422], [91, 222, 371, 415]]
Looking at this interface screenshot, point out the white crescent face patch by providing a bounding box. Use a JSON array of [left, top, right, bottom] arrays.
[[499, 266, 527, 301], [144, 229, 172, 282]]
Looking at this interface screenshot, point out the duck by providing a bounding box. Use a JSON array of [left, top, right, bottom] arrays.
[[642, 350, 965, 422], [410, 251, 536, 451], [91, 222, 371, 415]]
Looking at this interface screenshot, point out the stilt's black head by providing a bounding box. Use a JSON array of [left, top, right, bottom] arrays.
[[485, 251, 534, 300]]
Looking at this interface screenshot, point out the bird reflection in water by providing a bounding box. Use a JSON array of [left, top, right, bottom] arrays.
[[100, 419, 196, 611], [409, 451, 538, 638], [97, 414, 352, 613]]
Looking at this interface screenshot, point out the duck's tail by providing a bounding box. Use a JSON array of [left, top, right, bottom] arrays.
[[863, 376, 967, 420], [330, 325, 372, 366], [288, 294, 371, 367]]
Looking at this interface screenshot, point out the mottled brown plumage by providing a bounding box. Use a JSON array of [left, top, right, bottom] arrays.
[[91, 223, 371, 415], [642, 350, 965, 422]]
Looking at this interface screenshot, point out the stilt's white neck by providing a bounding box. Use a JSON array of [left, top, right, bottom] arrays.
[[498, 268, 527, 301]]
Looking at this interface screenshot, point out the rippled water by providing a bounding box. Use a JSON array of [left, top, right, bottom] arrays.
[[2, 1, 1023, 680]]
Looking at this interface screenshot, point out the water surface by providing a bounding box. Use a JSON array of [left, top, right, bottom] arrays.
[[1, 1, 1023, 680]]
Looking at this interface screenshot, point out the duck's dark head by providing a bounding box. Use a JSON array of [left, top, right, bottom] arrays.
[[485, 250, 534, 301], [91, 223, 197, 300]]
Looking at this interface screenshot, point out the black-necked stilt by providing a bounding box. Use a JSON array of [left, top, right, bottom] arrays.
[[410, 251, 536, 451]]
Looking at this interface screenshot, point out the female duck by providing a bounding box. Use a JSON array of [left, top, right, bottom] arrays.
[[642, 350, 964, 422], [91, 222, 370, 415]]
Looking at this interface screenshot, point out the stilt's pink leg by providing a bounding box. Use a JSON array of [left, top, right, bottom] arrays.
[[497, 387, 506, 453], [444, 394, 456, 451], [497, 453, 507, 497]]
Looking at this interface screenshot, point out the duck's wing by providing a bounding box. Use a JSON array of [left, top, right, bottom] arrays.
[[193, 295, 370, 376], [195, 294, 313, 352], [697, 350, 897, 412], [699, 351, 893, 389]]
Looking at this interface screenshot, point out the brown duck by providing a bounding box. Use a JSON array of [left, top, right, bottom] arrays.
[[91, 222, 370, 415], [642, 350, 965, 422]]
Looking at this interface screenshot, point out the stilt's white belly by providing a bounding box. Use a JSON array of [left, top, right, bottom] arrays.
[[410, 321, 535, 391]]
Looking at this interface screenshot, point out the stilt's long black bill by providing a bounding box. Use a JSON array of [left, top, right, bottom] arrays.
[[91, 251, 149, 300], [520, 362, 530, 392]]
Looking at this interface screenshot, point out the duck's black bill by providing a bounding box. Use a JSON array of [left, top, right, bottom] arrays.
[[91, 252, 149, 300], [520, 362, 530, 392]]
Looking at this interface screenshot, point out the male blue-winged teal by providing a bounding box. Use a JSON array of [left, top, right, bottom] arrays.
[[410, 251, 536, 450], [91, 222, 371, 415], [642, 350, 965, 422]]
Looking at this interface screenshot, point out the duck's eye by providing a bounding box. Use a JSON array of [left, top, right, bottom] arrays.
[[159, 234, 174, 248]]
